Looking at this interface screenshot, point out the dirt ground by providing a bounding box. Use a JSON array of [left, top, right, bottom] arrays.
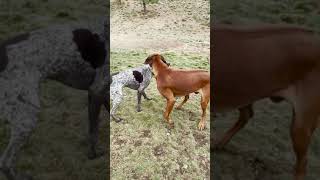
[[214, 0, 320, 179], [110, 0, 210, 179], [111, 0, 210, 55]]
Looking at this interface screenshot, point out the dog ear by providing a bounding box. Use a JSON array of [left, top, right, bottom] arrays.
[[160, 55, 170, 66], [160, 55, 165, 61], [144, 55, 153, 67]]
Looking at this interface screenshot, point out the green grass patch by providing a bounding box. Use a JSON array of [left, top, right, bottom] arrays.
[[0, 0, 106, 41], [110, 50, 210, 179]]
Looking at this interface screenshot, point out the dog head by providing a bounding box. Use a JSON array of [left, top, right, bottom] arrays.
[[144, 53, 170, 68]]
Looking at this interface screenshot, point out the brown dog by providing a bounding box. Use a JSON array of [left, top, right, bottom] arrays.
[[213, 24, 320, 180], [144, 53, 210, 130]]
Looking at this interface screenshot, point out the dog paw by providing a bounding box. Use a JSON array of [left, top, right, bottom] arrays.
[[176, 106, 182, 110], [114, 118, 123, 123], [168, 121, 175, 129], [198, 122, 206, 131]]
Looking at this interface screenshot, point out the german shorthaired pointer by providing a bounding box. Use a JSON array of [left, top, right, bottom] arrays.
[[0, 17, 109, 180], [110, 65, 153, 122]]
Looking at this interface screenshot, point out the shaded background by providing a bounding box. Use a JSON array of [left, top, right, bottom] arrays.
[[0, 0, 107, 179], [213, 0, 320, 179]]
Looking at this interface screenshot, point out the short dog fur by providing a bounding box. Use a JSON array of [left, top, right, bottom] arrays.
[[0, 17, 109, 180], [144, 53, 210, 130], [110, 65, 153, 122]]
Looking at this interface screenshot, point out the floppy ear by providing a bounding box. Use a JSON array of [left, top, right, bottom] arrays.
[[144, 55, 153, 67], [160, 55, 170, 66], [160, 55, 165, 61]]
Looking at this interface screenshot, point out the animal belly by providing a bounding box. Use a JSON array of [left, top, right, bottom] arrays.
[[126, 83, 139, 90], [172, 87, 200, 97]]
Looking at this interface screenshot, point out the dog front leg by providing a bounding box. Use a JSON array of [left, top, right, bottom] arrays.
[[164, 98, 176, 129], [142, 90, 152, 100], [87, 67, 108, 160], [161, 89, 176, 129], [87, 93, 103, 159]]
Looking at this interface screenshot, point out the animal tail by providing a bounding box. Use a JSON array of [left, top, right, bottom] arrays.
[[0, 33, 30, 72], [0, 41, 8, 72], [111, 72, 119, 76], [109, 72, 119, 84]]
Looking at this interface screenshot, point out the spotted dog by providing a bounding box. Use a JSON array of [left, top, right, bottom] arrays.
[[110, 65, 154, 122], [0, 17, 109, 180]]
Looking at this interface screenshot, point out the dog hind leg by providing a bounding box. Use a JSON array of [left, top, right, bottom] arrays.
[[289, 92, 320, 180], [110, 89, 123, 123], [277, 71, 320, 180], [198, 88, 210, 131], [176, 95, 189, 110], [291, 105, 318, 180], [214, 104, 253, 149], [0, 106, 37, 180]]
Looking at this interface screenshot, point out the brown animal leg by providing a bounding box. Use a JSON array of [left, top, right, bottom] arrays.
[[176, 95, 189, 110], [161, 89, 176, 128], [198, 86, 210, 130], [214, 104, 253, 149], [291, 107, 318, 180]]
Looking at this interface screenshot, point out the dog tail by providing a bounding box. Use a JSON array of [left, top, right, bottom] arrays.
[[109, 72, 119, 84], [0, 33, 30, 72], [0, 41, 8, 72], [111, 72, 120, 76]]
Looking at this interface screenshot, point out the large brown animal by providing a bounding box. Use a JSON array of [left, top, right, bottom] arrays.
[[213, 24, 320, 180], [144, 54, 210, 130]]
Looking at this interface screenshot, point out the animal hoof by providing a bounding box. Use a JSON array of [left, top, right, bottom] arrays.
[[176, 106, 182, 110], [137, 108, 142, 112]]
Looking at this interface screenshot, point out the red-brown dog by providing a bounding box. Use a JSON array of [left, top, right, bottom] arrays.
[[214, 24, 320, 180], [144, 53, 210, 130]]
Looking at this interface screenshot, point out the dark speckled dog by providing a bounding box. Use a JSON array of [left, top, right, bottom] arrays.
[[0, 17, 109, 180], [110, 65, 153, 122], [110, 58, 170, 122]]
